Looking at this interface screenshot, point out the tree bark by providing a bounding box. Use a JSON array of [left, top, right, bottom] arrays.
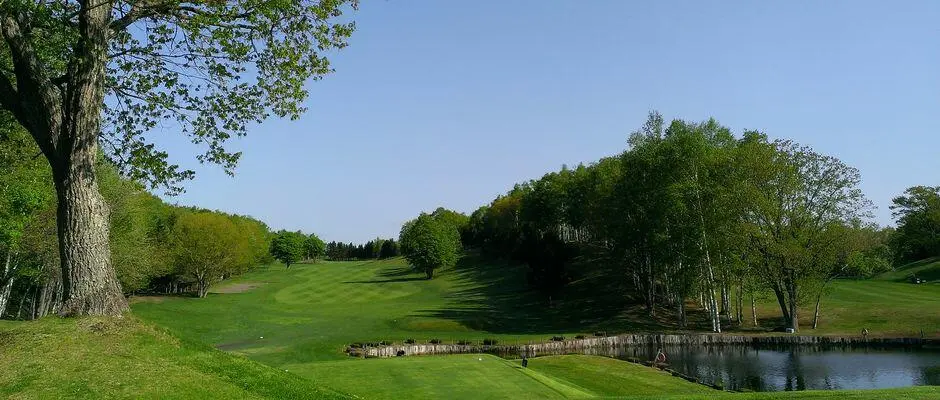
[[771, 284, 791, 328], [0, 277, 12, 318], [16, 284, 31, 319], [751, 293, 758, 327], [812, 293, 821, 329], [787, 283, 799, 332], [0, 251, 12, 317], [54, 165, 128, 315], [677, 295, 687, 328]]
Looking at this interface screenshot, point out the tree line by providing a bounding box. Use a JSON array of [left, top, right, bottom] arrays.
[[269, 230, 400, 265], [326, 239, 400, 261], [457, 112, 906, 333], [0, 123, 274, 317]]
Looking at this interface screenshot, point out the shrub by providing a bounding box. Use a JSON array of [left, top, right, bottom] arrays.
[[404, 339, 415, 344], [365, 342, 380, 347], [456, 340, 472, 346], [551, 336, 564, 342], [593, 331, 606, 337], [429, 339, 441, 344], [349, 342, 363, 349], [482, 338, 498, 346], [379, 340, 391, 346], [575, 335, 586, 340]]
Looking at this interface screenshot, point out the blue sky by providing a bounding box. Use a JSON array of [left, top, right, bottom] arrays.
[[156, 1, 939, 243]]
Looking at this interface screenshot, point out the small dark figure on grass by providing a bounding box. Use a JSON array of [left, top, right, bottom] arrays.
[[522, 356, 528, 368], [655, 348, 667, 364]]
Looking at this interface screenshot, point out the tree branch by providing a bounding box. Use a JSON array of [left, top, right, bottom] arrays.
[[0, 12, 61, 158]]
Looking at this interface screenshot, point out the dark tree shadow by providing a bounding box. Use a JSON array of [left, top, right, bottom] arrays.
[[409, 252, 715, 335], [343, 277, 427, 284]]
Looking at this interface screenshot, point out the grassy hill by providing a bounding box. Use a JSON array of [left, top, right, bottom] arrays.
[[0, 317, 349, 399], [126, 256, 940, 399], [875, 257, 940, 283]]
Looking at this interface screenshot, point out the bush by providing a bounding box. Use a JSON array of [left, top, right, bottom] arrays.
[[551, 336, 565, 342], [429, 339, 441, 344], [365, 342, 380, 347], [379, 340, 391, 346], [456, 340, 472, 346], [404, 339, 415, 344], [593, 331, 606, 337], [482, 338, 498, 346], [349, 342, 363, 349], [575, 335, 586, 340]]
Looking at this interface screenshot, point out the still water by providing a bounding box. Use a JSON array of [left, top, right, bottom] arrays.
[[533, 345, 940, 391]]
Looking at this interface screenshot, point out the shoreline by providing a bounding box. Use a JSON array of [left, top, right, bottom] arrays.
[[354, 333, 939, 358]]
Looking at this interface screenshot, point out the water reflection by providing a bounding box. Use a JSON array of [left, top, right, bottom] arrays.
[[509, 344, 940, 392]]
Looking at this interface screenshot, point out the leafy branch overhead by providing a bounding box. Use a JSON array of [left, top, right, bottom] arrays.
[[0, 0, 358, 194]]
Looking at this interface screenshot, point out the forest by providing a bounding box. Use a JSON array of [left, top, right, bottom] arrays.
[[398, 112, 935, 333]]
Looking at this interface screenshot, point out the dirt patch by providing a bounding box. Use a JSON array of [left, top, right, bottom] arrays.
[[129, 296, 168, 304], [215, 340, 256, 351], [213, 282, 262, 294]]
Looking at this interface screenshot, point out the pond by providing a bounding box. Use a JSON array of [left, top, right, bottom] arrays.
[[526, 344, 940, 392]]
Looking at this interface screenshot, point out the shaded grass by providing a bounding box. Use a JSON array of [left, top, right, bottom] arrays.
[[0, 317, 348, 399]]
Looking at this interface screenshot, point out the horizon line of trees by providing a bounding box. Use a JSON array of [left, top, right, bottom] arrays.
[[326, 239, 401, 261], [269, 230, 401, 265]]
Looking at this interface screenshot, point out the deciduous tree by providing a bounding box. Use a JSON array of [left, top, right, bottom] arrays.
[[169, 212, 244, 298], [0, 0, 357, 315], [400, 214, 460, 279]]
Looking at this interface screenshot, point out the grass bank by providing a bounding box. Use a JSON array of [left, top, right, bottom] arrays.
[[0, 317, 348, 399]]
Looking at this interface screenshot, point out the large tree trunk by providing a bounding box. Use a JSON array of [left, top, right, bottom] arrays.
[[787, 283, 799, 332], [1, 0, 127, 317], [54, 164, 128, 316], [51, 1, 127, 317]]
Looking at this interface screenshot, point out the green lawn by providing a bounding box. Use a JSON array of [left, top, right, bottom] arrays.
[[874, 257, 940, 283], [0, 317, 348, 399], [746, 279, 940, 338], [281, 354, 704, 399], [125, 256, 940, 399]]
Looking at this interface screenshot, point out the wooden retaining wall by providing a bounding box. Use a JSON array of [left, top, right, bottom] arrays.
[[358, 333, 936, 358]]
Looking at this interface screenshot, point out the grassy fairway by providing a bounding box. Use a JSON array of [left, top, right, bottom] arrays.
[[0, 317, 348, 399], [283, 354, 710, 399], [130, 257, 940, 399]]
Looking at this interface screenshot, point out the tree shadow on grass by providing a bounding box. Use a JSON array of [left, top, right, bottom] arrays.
[[342, 277, 427, 284], [410, 252, 715, 335], [376, 265, 417, 278]]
